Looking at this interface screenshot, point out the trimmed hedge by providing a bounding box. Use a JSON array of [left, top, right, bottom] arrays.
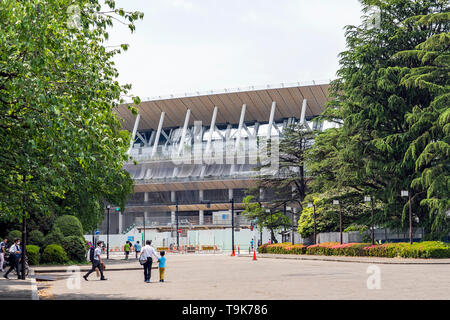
[[258, 243, 307, 255], [43, 227, 64, 248], [26, 245, 40, 265], [258, 241, 450, 259], [41, 244, 69, 264], [61, 236, 86, 262]]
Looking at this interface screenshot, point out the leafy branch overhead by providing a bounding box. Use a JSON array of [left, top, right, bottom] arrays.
[[0, 0, 143, 230]]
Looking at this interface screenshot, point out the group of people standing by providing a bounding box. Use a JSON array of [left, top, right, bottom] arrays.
[[1, 238, 23, 279], [124, 240, 142, 260], [83, 240, 166, 283]]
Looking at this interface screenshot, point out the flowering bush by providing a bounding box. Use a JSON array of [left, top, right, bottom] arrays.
[[258, 241, 450, 258], [258, 243, 307, 254]]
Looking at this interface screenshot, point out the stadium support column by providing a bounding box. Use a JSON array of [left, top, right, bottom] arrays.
[[127, 113, 140, 155], [171, 191, 176, 225], [199, 190, 204, 225], [299, 99, 312, 130], [151, 111, 165, 159], [267, 101, 276, 137], [118, 210, 123, 234], [178, 109, 191, 155]]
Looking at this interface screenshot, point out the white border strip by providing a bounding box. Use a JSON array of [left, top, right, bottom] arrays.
[[30, 269, 39, 300]]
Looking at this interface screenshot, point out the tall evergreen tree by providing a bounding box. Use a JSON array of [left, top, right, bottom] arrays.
[[395, 11, 449, 237], [308, 0, 448, 237]]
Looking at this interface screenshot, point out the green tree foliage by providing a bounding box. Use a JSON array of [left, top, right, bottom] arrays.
[[7, 230, 21, 244], [394, 12, 450, 237], [262, 123, 316, 207], [28, 230, 45, 247], [25, 245, 40, 265], [43, 226, 64, 248], [61, 236, 86, 262], [53, 215, 83, 238], [242, 196, 291, 243], [0, 1, 141, 230], [307, 0, 449, 238]]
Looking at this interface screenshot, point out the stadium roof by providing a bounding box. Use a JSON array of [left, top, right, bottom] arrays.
[[115, 80, 331, 131]]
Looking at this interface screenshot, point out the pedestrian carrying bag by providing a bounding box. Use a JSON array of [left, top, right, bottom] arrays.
[[139, 255, 146, 265]]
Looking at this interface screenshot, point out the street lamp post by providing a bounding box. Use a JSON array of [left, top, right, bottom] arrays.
[[307, 202, 317, 244], [401, 190, 413, 244], [106, 205, 110, 260], [231, 198, 235, 255], [333, 200, 342, 244], [364, 196, 375, 245], [21, 213, 27, 280]]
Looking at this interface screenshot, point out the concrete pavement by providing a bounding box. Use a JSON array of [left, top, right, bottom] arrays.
[[35, 253, 450, 300]]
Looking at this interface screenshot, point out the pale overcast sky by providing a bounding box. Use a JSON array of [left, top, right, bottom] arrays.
[[108, 0, 363, 99]]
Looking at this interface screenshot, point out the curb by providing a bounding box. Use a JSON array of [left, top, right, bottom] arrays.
[[239, 254, 450, 265], [33, 266, 158, 274], [30, 270, 39, 300]]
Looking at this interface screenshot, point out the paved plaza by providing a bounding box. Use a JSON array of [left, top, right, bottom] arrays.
[[26, 254, 450, 300]]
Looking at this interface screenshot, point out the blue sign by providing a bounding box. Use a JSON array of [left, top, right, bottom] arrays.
[[128, 236, 134, 242], [95, 230, 100, 235], [222, 214, 227, 220]]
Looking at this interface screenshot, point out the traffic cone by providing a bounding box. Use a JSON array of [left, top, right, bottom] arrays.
[[253, 250, 257, 261]]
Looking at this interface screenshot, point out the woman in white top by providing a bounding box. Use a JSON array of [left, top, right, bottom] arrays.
[[140, 240, 159, 283]]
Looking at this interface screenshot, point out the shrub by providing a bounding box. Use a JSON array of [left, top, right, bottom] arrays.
[[41, 244, 69, 264], [26, 245, 40, 265], [54, 215, 84, 237], [61, 236, 87, 262], [43, 227, 64, 248], [7, 230, 22, 244], [259, 241, 450, 259], [28, 230, 45, 247], [259, 243, 306, 254]]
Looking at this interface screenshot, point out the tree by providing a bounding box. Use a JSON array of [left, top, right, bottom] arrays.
[[245, 122, 316, 240], [241, 196, 291, 243], [307, 0, 448, 238], [395, 11, 450, 238], [0, 1, 142, 237]]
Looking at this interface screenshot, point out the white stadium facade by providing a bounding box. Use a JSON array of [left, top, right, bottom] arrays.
[[98, 81, 334, 246]]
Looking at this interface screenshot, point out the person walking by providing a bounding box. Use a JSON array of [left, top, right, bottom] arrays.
[[124, 241, 130, 260], [4, 239, 21, 279], [139, 240, 159, 283], [0, 238, 7, 272], [134, 241, 141, 259], [83, 241, 107, 281], [158, 251, 166, 282]]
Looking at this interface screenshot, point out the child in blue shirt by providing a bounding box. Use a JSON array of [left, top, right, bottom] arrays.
[[158, 251, 166, 282]]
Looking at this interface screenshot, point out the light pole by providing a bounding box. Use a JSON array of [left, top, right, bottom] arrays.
[[333, 200, 342, 244], [143, 212, 146, 244], [287, 206, 294, 245], [307, 202, 317, 245], [106, 205, 110, 260], [401, 190, 413, 244], [364, 196, 375, 245], [231, 198, 235, 255], [176, 201, 179, 251]]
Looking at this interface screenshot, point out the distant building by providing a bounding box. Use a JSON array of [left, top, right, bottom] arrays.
[[100, 81, 332, 235]]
